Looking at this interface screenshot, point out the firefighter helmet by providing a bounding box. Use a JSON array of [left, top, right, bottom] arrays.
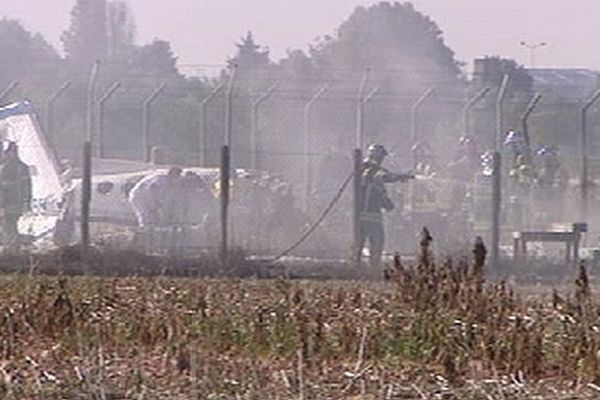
[[367, 144, 388, 162]]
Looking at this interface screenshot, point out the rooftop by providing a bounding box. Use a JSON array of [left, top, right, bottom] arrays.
[[527, 68, 599, 99]]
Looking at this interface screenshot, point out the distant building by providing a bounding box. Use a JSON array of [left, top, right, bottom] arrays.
[[471, 59, 600, 160], [527, 68, 600, 100], [527, 68, 600, 158]]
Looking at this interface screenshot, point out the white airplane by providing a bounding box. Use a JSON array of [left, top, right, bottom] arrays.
[[0, 101, 318, 254], [0, 101, 64, 243], [0, 101, 219, 247]]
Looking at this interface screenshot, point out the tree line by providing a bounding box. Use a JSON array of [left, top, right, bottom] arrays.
[[0, 1, 534, 169]]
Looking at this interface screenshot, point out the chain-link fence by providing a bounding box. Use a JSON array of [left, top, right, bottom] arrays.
[[1, 67, 599, 262]]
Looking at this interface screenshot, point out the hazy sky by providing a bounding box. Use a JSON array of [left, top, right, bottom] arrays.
[[2, 0, 600, 75]]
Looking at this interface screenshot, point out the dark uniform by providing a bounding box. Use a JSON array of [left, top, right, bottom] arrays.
[[358, 144, 412, 267], [537, 146, 561, 187], [0, 143, 32, 245]]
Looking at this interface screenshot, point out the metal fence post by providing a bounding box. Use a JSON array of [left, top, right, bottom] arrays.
[[220, 145, 230, 263], [86, 62, 100, 142], [303, 85, 328, 212], [356, 69, 370, 149], [358, 86, 379, 146], [45, 81, 71, 146], [353, 148, 363, 265], [251, 84, 277, 170], [580, 89, 600, 220], [410, 86, 435, 166], [491, 151, 502, 268], [199, 84, 223, 167], [82, 141, 92, 250], [83, 61, 100, 250], [220, 65, 237, 264], [463, 87, 491, 136], [142, 82, 166, 162], [225, 65, 238, 147], [0, 81, 19, 105], [495, 74, 510, 151], [97, 81, 121, 158], [520, 93, 542, 148]]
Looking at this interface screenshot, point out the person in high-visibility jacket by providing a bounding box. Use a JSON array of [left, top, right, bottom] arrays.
[[357, 144, 413, 267], [509, 154, 536, 188], [537, 146, 561, 187], [128, 167, 182, 228]]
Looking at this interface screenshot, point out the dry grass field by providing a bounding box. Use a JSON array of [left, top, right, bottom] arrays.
[[0, 243, 599, 398]]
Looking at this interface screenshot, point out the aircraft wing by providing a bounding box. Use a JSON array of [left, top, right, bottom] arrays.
[[0, 101, 65, 242], [0, 101, 63, 203]]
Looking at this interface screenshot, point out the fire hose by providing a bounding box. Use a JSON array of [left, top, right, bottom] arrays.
[[272, 170, 420, 262], [272, 171, 355, 262]]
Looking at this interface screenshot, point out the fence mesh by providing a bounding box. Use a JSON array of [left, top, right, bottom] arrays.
[[0, 69, 598, 260]]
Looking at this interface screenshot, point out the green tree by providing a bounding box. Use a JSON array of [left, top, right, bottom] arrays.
[[308, 2, 462, 81], [0, 18, 60, 84], [134, 39, 179, 78], [274, 1, 465, 157], [227, 31, 271, 69], [225, 31, 274, 95], [279, 49, 316, 83], [475, 56, 533, 97], [107, 0, 136, 62], [217, 32, 275, 167], [61, 0, 108, 68]]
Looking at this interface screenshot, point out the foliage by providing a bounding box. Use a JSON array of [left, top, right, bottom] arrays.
[[308, 1, 462, 81], [279, 49, 316, 82], [134, 39, 180, 78], [106, 0, 137, 62], [227, 31, 271, 70], [3, 0, 555, 172], [61, 0, 109, 68], [475, 56, 533, 97], [276, 1, 466, 152], [1, 0, 474, 168], [0, 18, 61, 86]]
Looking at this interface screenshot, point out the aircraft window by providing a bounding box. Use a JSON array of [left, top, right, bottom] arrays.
[[97, 181, 114, 195]]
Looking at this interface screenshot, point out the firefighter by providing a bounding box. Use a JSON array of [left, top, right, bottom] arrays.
[[537, 146, 561, 187], [0, 142, 32, 245], [411, 139, 436, 172], [504, 131, 525, 157], [536, 146, 567, 220], [509, 154, 536, 190], [447, 135, 480, 208], [459, 136, 480, 171], [175, 171, 215, 228], [504, 131, 535, 195], [357, 144, 413, 268], [128, 167, 183, 229]]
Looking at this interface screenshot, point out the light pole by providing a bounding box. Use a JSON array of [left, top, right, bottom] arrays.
[[520, 41, 546, 68]]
